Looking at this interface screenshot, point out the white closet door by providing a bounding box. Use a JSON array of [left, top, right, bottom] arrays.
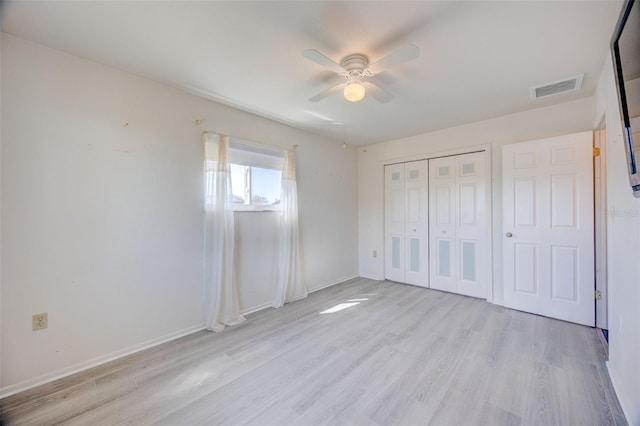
[[502, 133, 594, 326], [384, 161, 429, 286], [428, 157, 456, 293], [429, 152, 488, 298], [404, 160, 429, 287], [455, 153, 487, 298], [385, 163, 405, 283]]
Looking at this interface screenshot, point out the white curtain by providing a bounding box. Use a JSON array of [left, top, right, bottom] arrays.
[[273, 150, 307, 308], [203, 133, 246, 332]]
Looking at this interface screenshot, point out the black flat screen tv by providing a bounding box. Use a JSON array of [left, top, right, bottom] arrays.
[[611, 0, 640, 198]]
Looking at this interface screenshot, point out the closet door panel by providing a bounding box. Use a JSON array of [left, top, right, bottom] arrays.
[[429, 157, 457, 293], [455, 152, 487, 298], [385, 164, 405, 283], [404, 160, 429, 287]]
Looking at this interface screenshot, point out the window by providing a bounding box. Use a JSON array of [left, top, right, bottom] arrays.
[[228, 138, 284, 211], [230, 164, 282, 207]]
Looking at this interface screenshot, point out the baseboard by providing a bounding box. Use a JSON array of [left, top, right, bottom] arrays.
[[241, 302, 273, 316], [606, 361, 632, 425], [0, 323, 206, 399], [597, 329, 609, 358], [307, 274, 360, 293], [358, 273, 383, 281]]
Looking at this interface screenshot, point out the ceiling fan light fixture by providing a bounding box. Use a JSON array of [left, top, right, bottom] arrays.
[[344, 82, 365, 102]]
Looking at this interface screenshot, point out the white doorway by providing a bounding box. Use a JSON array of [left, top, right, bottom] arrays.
[[429, 152, 490, 299], [502, 132, 595, 326], [384, 160, 429, 287]]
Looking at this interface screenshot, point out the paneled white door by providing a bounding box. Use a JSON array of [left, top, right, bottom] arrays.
[[404, 161, 429, 286], [502, 132, 594, 326], [385, 163, 406, 283], [384, 161, 429, 287], [429, 152, 488, 298]]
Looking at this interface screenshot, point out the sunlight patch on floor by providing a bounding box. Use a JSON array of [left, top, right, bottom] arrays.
[[319, 302, 360, 314], [319, 294, 375, 314]]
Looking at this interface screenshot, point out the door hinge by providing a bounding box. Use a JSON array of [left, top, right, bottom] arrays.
[[593, 147, 601, 157], [595, 290, 602, 300]]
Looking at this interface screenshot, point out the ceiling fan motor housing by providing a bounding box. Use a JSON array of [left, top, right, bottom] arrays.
[[340, 54, 373, 80], [341, 54, 369, 71]]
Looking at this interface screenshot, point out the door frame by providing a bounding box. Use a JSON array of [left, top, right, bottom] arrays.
[[381, 144, 493, 300], [594, 122, 608, 330]]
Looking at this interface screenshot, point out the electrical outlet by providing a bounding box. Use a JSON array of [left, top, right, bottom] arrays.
[[33, 313, 48, 331], [373, 250, 377, 258]]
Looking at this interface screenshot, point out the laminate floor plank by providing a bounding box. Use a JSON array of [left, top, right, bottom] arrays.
[[476, 402, 522, 426], [426, 351, 498, 426], [596, 363, 628, 426], [409, 327, 477, 423], [70, 315, 340, 424], [361, 336, 447, 425], [9, 378, 138, 426], [561, 358, 617, 426], [485, 331, 534, 416], [523, 361, 568, 426], [1, 278, 627, 426]]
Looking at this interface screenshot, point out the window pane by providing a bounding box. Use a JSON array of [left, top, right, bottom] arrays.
[[205, 171, 215, 205], [251, 167, 281, 205], [230, 164, 247, 203]]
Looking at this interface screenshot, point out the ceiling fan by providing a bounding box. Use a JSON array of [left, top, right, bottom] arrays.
[[303, 44, 420, 104]]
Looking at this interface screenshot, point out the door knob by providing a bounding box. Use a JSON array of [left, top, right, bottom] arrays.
[[506, 232, 513, 238]]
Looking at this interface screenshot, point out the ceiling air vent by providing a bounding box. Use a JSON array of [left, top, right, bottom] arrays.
[[530, 74, 584, 100]]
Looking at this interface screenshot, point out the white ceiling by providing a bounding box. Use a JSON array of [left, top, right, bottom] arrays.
[[1, 1, 624, 145]]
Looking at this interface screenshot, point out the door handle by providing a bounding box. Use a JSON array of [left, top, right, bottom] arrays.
[[506, 232, 513, 238]]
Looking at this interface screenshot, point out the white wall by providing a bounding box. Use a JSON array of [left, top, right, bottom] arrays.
[[595, 54, 640, 425], [358, 97, 595, 305], [0, 31, 4, 390], [0, 34, 358, 394]]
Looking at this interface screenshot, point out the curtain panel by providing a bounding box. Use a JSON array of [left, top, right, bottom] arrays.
[[273, 150, 308, 308], [203, 133, 246, 332]]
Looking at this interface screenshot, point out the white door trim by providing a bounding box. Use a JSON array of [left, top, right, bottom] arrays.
[[594, 128, 608, 329]]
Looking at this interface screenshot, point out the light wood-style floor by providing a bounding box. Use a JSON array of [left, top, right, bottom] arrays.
[[1, 278, 627, 425]]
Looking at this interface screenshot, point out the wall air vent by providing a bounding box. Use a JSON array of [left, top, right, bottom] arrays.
[[530, 74, 584, 100]]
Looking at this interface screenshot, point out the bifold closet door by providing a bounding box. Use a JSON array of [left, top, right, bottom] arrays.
[[429, 152, 488, 298], [384, 160, 428, 287], [385, 163, 405, 283]]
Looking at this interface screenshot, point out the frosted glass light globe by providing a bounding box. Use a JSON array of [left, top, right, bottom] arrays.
[[343, 83, 365, 102]]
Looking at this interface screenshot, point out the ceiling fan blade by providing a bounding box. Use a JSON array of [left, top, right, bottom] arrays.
[[363, 80, 394, 104], [309, 82, 344, 102], [302, 49, 345, 74], [368, 44, 420, 74]]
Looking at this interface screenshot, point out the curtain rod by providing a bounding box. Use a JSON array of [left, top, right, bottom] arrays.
[[202, 131, 297, 152]]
